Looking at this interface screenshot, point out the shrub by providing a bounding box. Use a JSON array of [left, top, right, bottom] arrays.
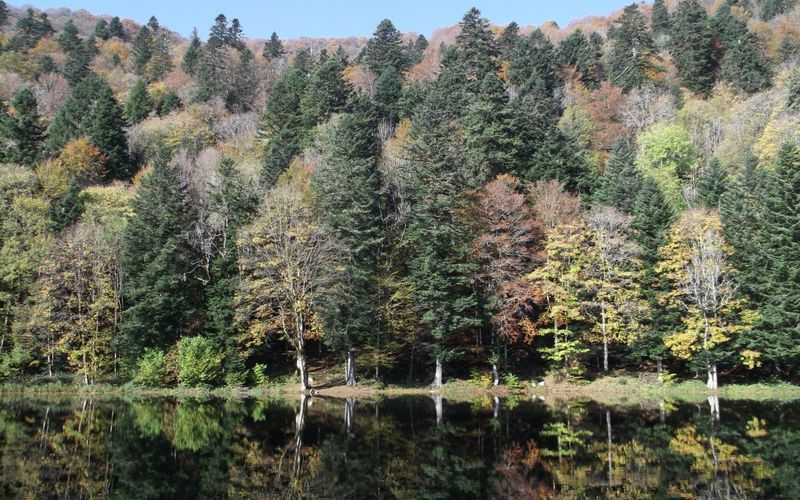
[[133, 349, 167, 387], [469, 368, 493, 388], [503, 373, 525, 391], [251, 363, 269, 386], [176, 336, 223, 387]]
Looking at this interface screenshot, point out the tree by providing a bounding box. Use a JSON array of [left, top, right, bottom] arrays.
[[670, 0, 717, 95], [608, 4, 659, 91], [508, 29, 561, 98], [125, 79, 153, 124], [557, 29, 602, 89], [120, 157, 204, 360], [658, 209, 752, 389], [373, 67, 402, 121], [584, 206, 645, 372], [237, 176, 346, 392], [182, 28, 203, 76], [721, 31, 771, 94], [9, 8, 54, 51], [57, 20, 81, 54], [300, 58, 351, 127], [697, 158, 727, 209], [0, 1, 8, 26], [405, 89, 480, 388], [652, 0, 671, 39], [473, 174, 543, 385], [263, 32, 286, 60], [87, 85, 131, 180], [498, 22, 520, 58], [312, 110, 385, 386], [108, 17, 125, 40], [594, 139, 642, 213], [1, 88, 45, 166], [93, 19, 110, 40], [132, 26, 153, 76], [227, 47, 258, 113], [360, 19, 406, 74], [45, 75, 107, 155]]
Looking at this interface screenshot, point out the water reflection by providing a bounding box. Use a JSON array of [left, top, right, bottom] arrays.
[[0, 395, 798, 498]]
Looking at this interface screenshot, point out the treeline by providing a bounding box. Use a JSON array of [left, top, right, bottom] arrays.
[[0, 0, 800, 389]]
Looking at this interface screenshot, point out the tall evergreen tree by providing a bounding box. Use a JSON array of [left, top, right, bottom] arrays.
[[557, 29, 602, 90], [652, 0, 671, 39], [1, 87, 44, 166], [594, 139, 642, 213], [45, 75, 107, 155], [263, 31, 286, 60], [125, 79, 153, 124], [56, 20, 81, 54], [508, 29, 561, 98], [312, 108, 385, 385], [608, 4, 658, 91], [697, 157, 728, 208], [108, 16, 125, 40], [360, 19, 406, 74], [87, 85, 131, 180], [63, 38, 95, 86], [721, 30, 771, 94], [132, 26, 153, 76], [9, 8, 54, 51], [373, 66, 403, 121], [300, 58, 351, 127], [670, 0, 717, 95], [93, 19, 110, 40], [497, 22, 520, 59], [120, 157, 204, 359], [226, 47, 258, 113], [182, 28, 203, 76]]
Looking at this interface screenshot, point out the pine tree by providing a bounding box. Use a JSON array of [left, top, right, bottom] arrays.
[[48, 180, 84, 232], [497, 22, 520, 59], [263, 31, 286, 60], [93, 19, 110, 40], [57, 20, 81, 54], [697, 157, 728, 208], [10, 8, 54, 51], [1, 87, 45, 166], [108, 16, 125, 40], [87, 85, 131, 180], [227, 18, 243, 49], [146, 30, 173, 82], [182, 28, 202, 76], [594, 139, 642, 213], [132, 26, 153, 76], [360, 19, 406, 74], [300, 58, 351, 127], [208, 14, 229, 46], [507, 29, 560, 98], [652, 0, 671, 39], [125, 79, 153, 124], [63, 38, 95, 86], [721, 30, 771, 94], [373, 66, 402, 121], [120, 157, 204, 359], [608, 4, 659, 91], [670, 0, 717, 95], [156, 90, 182, 116], [405, 88, 480, 387], [226, 47, 257, 113], [312, 108, 385, 385], [45, 75, 107, 155], [557, 29, 601, 89]]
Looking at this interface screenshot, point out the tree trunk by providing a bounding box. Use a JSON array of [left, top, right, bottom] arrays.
[[493, 396, 500, 420], [293, 395, 308, 477], [344, 397, 355, 436], [707, 363, 718, 390], [297, 350, 308, 392], [657, 359, 663, 384], [345, 349, 356, 386], [708, 395, 720, 421], [432, 355, 443, 389], [491, 363, 500, 387], [432, 394, 443, 426], [606, 409, 613, 488], [601, 301, 609, 372]]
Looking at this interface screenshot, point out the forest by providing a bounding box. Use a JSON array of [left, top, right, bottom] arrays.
[[0, 0, 799, 392]]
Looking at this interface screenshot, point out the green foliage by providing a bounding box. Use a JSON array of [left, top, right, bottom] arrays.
[[182, 28, 203, 75], [652, 0, 671, 38], [133, 349, 167, 387], [300, 58, 351, 127], [263, 32, 285, 60], [594, 139, 641, 213], [360, 19, 407, 74], [1, 87, 44, 166], [697, 158, 728, 208], [176, 336, 224, 387], [251, 363, 269, 386], [721, 31, 771, 94], [608, 4, 658, 91], [503, 372, 524, 390], [670, 0, 717, 95], [87, 85, 131, 180], [125, 80, 153, 124]]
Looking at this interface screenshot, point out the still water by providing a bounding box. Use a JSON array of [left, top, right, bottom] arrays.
[[0, 395, 798, 498]]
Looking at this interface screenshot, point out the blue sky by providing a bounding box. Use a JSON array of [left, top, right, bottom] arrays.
[[21, 0, 634, 39]]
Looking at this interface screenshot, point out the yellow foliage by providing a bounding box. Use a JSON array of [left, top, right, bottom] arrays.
[[36, 158, 71, 199], [59, 138, 108, 182], [754, 114, 800, 166]]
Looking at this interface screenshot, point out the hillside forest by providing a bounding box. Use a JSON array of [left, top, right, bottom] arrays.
[[1, 0, 800, 390]]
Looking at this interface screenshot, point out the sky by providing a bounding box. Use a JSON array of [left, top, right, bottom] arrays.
[[19, 0, 634, 39]]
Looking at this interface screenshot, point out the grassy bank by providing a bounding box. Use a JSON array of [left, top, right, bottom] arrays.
[[2, 376, 800, 404]]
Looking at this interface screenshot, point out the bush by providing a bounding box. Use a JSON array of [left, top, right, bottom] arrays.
[[176, 336, 223, 387], [503, 372, 525, 391], [251, 363, 269, 386], [133, 349, 167, 387]]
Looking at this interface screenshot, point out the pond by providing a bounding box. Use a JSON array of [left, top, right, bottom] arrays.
[[0, 395, 798, 498]]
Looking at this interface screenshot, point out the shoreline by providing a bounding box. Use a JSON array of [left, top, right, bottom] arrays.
[[1, 377, 799, 404]]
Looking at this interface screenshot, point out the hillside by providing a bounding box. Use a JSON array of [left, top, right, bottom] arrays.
[[0, 0, 799, 391]]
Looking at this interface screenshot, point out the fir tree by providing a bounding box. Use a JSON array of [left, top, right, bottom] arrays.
[[557, 29, 601, 90], [132, 26, 153, 76], [63, 39, 95, 86], [373, 66, 403, 121], [45, 75, 107, 155], [48, 180, 84, 233], [10, 8, 54, 51], [670, 0, 717, 95], [93, 19, 110, 40], [263, 31, 286, 60], [108, 16, 125, 40], [182, 28, 203, 76], [87, 85, 131, 180], [226, 47, 257, 113], [652, 0, 671, 39], [300, 58, 351, 127], [1, 87, 45, 166], [56, 20, 81, 54], [697, 157, 728, 208], [594, 139, 642, 213], [156, 90, 182, 116], [0, 1, 8, 26], [312, 108, 385, 385], [508, 29, 561, 98], [120, 157, 204, 359], [497, 22, 520, 59], [608, 4, 658, 91], [721, 31, 771, 94], [124, 79, 153, 124], [207, 14, 229, 46], [360, 19, 406, 74]]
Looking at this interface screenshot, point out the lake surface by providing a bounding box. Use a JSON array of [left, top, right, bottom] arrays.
[[0, 395, 798, 498]]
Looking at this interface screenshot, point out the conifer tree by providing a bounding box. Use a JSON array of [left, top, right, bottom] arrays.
[[312, 108, 385, 385], [360, 19, 406, 74], [594, 139, 642, 213], [93, 19, 110, 40], [125, 79, 153, 124], [652, 0, 671, 39], [608, 4, 658, 91], [132, 26, 153, 76], [300, 58, 350, 127], [87, 85, 131, 180], [263, 31, 286, 60], [0, 1, 8, 27], [508, 29, 560, 98], [721, 30, 771, 94], [182, 28, 203, 76], [10, 8, 54, 51], [57, 20, 81, 54], [373, 66, 402, 121], [45, 75, 106, 155], [227, 47, 258, 113], [557, 29, 601, 89], [697, 158, 728, 208], [121, 157, 204, 359], [670, 0, 717, 95], [108, 16, 125, 40], [497, 22, 520, 59], [63, 38, 95, 86], [48, 180, 84, 232], [1, 87, 44, 166]]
